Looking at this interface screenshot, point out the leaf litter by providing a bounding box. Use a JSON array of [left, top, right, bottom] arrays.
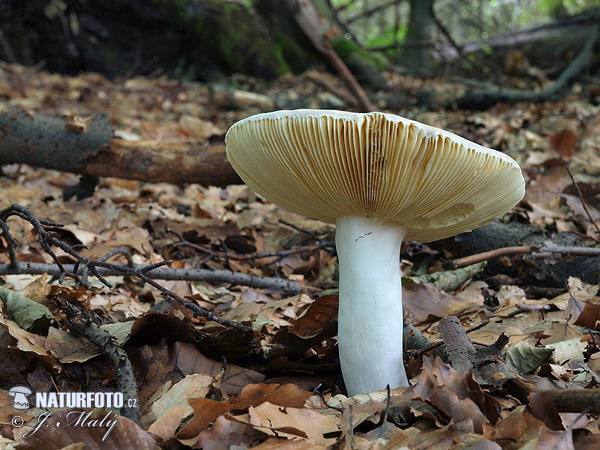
[[0, 61, 600, 447]]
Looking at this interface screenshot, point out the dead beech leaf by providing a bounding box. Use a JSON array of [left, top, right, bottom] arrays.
[[403, 283, 471, 323], [14, 409, 159, 449], [46, 321, 133, 363], [428, 385, 489, 433], [528, 392, 563, 431], [177, 398, 232, 439], [546, 337, 586, 364], [290, 294, 338, 339], [409, 428, 501, 450], [178, 115, 221, 140], [550, 129, 577, 162], [144, 374, 213, 429], [574, 301, 600, 331], [148, 405, 187, 441], [483, 405, 573, 449], [169, 341, 265, 395], [0, 315, 53, 359], [245, 402, 339, 446], [229, 383, 313, 410]]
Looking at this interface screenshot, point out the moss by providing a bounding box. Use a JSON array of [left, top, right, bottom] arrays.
[[184, 0, 293, 79], [333, 38, 388, 70], [332, 37, 389, 90]]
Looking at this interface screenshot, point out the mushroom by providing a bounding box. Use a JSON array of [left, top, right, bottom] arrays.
[[9, 385, 33, 409], [225, 110, 525, 396]]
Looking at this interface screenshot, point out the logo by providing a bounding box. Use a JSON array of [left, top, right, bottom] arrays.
[[8, 386, 34, 410]]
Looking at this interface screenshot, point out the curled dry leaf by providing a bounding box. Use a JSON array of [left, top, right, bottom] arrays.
[[574, 300, 600, 331], [144, 373, 213, 437], [290, 294, 338, 339], [243, 402, 339, 446], [504, 342, 555, 375]]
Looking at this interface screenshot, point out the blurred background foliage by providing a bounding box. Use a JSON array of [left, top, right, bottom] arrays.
[[0, 0, 599, 86]]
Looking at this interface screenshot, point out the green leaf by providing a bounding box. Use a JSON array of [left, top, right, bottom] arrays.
[[405, 262, 486, 292], [0, 286, 52, 334], [504, 342, 554, 375]]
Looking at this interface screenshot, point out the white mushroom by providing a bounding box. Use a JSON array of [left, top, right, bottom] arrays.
[[9, 385, 33, 409], [225, 110, 525, 396]]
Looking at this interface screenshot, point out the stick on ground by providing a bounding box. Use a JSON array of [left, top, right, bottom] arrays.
[[56, 298, 141, 423]]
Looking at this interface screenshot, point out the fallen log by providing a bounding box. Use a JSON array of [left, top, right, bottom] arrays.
[[0, 110, 241, 187]]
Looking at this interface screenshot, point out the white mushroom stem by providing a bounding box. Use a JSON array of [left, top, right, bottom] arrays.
[[335, 215, 408, 396]]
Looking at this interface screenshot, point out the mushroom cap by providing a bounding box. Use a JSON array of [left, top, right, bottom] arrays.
[[225, 110, 525, 242]]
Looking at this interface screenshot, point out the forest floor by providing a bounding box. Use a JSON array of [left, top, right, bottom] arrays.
[[1, 62, 600, 449]]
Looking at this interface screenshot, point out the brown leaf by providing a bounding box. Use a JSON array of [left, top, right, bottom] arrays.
[[229, 383, 313, 410], [550, 129, 577, 161], [403, 283, 466, 323], [290, 295, 338, 339], [483, 406, 573, 449], [573, 300, 600, 331], [244, 402, 339, 446], [144, 374, 213, 433], [15, 409, 159, 449], [130, 341, 174, 408], [428, 385, 489, 433], [169, 341, 265, 395], [528, 392, 564, 431], [177, 398, 233, 439]]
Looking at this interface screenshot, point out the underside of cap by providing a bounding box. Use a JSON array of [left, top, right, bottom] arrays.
[[225, 110, 525, 242]]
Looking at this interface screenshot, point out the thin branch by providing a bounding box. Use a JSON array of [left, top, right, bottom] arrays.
[[346, 0, 399, 24], [169, 229, 333, 263], [334, 0, 353, 14], [0, 204, 275, 333], [0, 262, 310, 295], [563, 161, 600, 236], [452, 245, 600, 268], [55, 297, 140, 423]]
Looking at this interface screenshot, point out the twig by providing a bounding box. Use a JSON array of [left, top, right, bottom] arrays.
[[0, 262, 310, 295], [563, 161, 600, 236], [287, 0, 374, 112], [504, 304, 553, 318], [170, 230, 331, 263], [437, 316, 476, 372], [322, 41, 375, 112], [346, 0, 398, 24], [452, 245, 600, 268], [54, 297, 141, 423], [306, 71, 358, 108], [278, 219, 332, 246], [0, 204, 263, 332], [313, 383, 344, 413], [456, 23, 599, 107]]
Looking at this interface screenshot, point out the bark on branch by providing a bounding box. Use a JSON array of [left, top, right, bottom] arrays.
[[0, 262, 307, 295], [0, 110, 241, 187]]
